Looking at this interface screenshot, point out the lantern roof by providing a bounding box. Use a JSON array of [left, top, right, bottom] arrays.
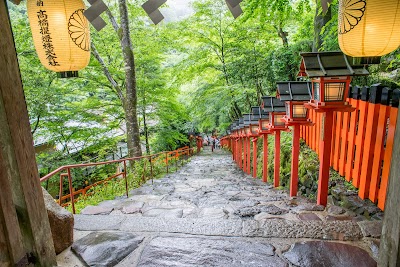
[[251, 106, 261, 121], [299, 51, 369, 78], [243, 114, 251, 126], [262, 96, 286, 113], [277, 81, 312, 101], [239, 117, 244, 127]]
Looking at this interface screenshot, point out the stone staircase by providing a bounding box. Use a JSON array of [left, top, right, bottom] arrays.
[[57, 147, 381, 266]]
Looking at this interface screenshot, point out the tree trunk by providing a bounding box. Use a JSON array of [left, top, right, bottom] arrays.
[[313, 0, 332, 52], [277, 26, 289, 47], [118, 0, 142, 157]]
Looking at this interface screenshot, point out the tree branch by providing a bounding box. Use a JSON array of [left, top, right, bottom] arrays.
[[91, 42, 125, 103]]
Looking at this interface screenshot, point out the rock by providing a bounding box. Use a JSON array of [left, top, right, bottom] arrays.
[[234, 206, 263, 217], [342, 195, 365, 211], [234, 205, 288, 217], [142, 208, 183, 218], [72, 232, 144, 267], [358, 221, 383, 238], [327, 205, 345, 215], [327, 195, 337, 205], [42, 187, 74, 254], [121, 201, 144, 214], [137, 236, 286, 267], [260, 205, 288, 215], [298, 213, 321, 221], [80, 205, 113, 215], [325, 215, 352, 221], [297, 204, 325, 212], [283, 241, 377, 267]]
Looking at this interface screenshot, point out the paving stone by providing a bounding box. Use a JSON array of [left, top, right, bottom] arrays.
[[121, 201, 144, 214], [298, 213, 322, 221], [80, 205, 114, 215], [137, 236, 286, 267], [358, 221, 383, 238], [199, 208, 228, 219], [129, 195, 165, 202], [142, 208, 183, 218], [325, 215, 352, 221], [282, 241, 377, 267], [327, 205, 346, 215], [72, 232, 144, 267], [75, 215, 126, 231]]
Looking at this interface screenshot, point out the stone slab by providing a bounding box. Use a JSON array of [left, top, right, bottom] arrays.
[[71, 232, 144, 267], [74, 215, 126, 231], [137, 236, 287, 267], [283, 241, 377, 267]]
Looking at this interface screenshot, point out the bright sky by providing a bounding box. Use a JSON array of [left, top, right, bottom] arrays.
[[160, 0, 194, 22]]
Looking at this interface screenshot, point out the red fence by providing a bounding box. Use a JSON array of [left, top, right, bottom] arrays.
[[40, 146, 194, 213], [300, 85, 400, 210]]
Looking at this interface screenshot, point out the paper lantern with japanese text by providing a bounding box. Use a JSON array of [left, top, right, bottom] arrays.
[[338, 0, 400, 57], [27, 0, 90, 77]]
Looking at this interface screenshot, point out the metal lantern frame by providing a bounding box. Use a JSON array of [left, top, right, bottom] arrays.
[[277, 81, 314, 126], [299, 52, 369, 112], [252, 106, 270, 134], [261, 96, 288, 131]]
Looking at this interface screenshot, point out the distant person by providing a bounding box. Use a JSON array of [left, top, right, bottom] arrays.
[[211, 136, 216, 152]]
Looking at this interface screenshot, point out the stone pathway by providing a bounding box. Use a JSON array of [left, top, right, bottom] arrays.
[[57, 147, 381, 266]]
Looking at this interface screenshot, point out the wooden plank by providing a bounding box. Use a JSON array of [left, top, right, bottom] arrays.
[[0, 1, 56, 265], [345, 98, 359, 182], [339, 110, 350, 176], [0, 144, 26, 265], [378, 107, 399, 210], [352, 100, 368, 187], [369, 104, 390, 202], [359, 85, 383, 199], [333, 112, 342, 170]]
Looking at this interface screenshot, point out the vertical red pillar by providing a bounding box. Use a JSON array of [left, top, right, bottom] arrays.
[[252, 138, 258, 178], [231, 138, 234, 160], [290, 125, 300, 197], [238, 138, 243, 169], [274, 131, 281, 187], [243, 138, 247, 171], [262, 134, 268, 182], [317, 111, 334, 206], [247, 138, 251, 174]]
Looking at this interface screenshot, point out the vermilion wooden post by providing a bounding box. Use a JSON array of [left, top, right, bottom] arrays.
[[345, 87, 361, 182], [262, 134, 268, 182], [333, 112, 343, 170], [242, 137, 247, 172], [369, 92, 391, 202], [247, 138, 251, 174], [352, 87, 369, 187], [274, 131, 281, 187], [359, 85, 383, 199], [339, 110, 350, 176], [238, 138, 243, 169], [252, 138, 257, 178], [290, 125, 300, 197], [317, 111, 334, 206]]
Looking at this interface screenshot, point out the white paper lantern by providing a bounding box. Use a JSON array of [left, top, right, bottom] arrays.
[[27, 0, 90, 77], [338, 0, 400, 57]]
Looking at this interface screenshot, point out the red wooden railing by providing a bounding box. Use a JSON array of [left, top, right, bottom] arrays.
[[300, 86, 399, 210], [40, 146, 194, 213]]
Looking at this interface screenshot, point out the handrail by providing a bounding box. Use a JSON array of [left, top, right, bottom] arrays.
[[40, 146, 195, 214]]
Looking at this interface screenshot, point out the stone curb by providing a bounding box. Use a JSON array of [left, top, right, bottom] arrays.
[[75, 215, 365, 241]]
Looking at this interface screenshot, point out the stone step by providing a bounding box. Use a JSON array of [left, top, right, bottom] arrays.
[[74, 214, 373, 241]]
